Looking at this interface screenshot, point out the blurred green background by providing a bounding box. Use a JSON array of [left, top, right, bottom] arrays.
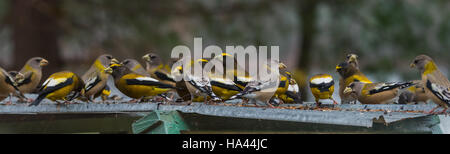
[[0, 0, 448, 101]]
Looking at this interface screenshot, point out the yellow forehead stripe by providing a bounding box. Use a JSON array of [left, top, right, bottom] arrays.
[[110, 63, 122, 67], [197, 59, 209, 63]]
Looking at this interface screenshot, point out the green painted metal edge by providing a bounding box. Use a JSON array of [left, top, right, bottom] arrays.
[[429, 115, 443, 134], [132, 110, 189, 134]]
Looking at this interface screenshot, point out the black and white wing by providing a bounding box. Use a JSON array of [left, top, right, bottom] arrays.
[[369, 81, 414, 95], [426, 80, 450, 106], [126, 76, 175, 89]]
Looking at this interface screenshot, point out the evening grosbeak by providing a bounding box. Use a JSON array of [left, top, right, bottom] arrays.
[[81, 54, 119, 102], [336, 54, 373, 104], [122, 59, 150, 76], [309, 74, 338, 105], [410, 55, 450, 114], [30, 71, 84, 106], [16, 57, 48, 94], [0, 67, 25, 103], [343, 81, 414, 104], [398, 80, 429, 104], [105, 63, 175, 102], [182, 59, 221, 103], [229, 60, 282, 107], [142, 53, 176, 87]]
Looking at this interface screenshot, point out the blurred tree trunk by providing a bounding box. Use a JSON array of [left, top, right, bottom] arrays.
[[10, 0, 63, 78], [297, 1, 319, 101]]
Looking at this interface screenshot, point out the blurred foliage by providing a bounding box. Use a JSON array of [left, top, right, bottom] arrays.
[[0, 0, 448, 80]]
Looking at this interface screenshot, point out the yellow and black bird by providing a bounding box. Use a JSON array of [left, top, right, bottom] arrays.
[[336, 54, 373, 104], [29, 71, 84, 106], [122, 59, 150, 76], [142, 53, 176, 87], [309, 74, 338, 105], [81, 54, 119, 102], [275, 63, 302, 104], [278, 76, 302, 104], [105, 63, 175, 102], [343, 81, 414, 104], [209, 74, 243, 101], [15, 57, 48, 94], [410, 55, 450, 114], [212, 53, 255, 90]]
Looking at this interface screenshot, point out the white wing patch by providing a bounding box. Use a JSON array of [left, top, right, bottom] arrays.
[[310, 77, 333, 85], [135, 77, 159, 82], [430, 82, 450, 101], [84, 76, 98, 89], [210, 77, 235, 85], [288, 84, 299, 93], [45, 78, 68, 87], [237, 76, 255, 83]]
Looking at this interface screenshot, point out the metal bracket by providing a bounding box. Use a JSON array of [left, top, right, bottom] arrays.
[[132, 110, 189, 134]]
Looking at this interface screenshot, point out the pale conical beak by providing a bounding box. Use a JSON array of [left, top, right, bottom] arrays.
[[410, 63, 416, 68], [279, 63, 287, 70], [142, 54, 150, 62], [104, 67, 113, 74], [343, 87, 353, 94], [40, 59, 49, 67], [111, 58, 120, 65]]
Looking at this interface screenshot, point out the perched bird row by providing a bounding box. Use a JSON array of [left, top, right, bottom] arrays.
[[308, 53, 448, 114], [2, 52, 448, 114], [0, 52, 300, 108]]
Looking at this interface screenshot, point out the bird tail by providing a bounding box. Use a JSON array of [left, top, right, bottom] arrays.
[[29, 94, 47, 106]]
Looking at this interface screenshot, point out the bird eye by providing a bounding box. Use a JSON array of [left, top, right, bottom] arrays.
[[106, 56, 112, 59], [349, 83, 355, 88], [123, 61, 129, 64], [414, 60, 419, 64]]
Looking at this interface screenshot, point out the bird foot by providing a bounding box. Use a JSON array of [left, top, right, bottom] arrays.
[[333, 100, 339, 105], [425, 106, 441, 114], [129, 99, 139, 103], [27, 98, 34, 103], [4, 101, 12, 105]]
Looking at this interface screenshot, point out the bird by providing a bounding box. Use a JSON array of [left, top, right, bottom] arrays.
[[209, 74, 243, 101], [276, 63, 302, 104], [105, 63, 176, 102], [29, 71, 84, 106], [336, 54, 373, 104], [278, 76, 302, 104], [309, 74, 338, 105], [171, 64, 192, 102], [343, 81, 414, 104], [122, 59, 150, 76], [0, 67, 25, 104], [229, 60, 283, 107], [15, 57, 49, 94], [81, 54, 119, 102], [181, 58, 221, 103], [142, 53, 176, 87], [398, 80, 429, 104], [211, 53, 255, 90], [410, 55, 450, 114], [229, 77, 280, 107]]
